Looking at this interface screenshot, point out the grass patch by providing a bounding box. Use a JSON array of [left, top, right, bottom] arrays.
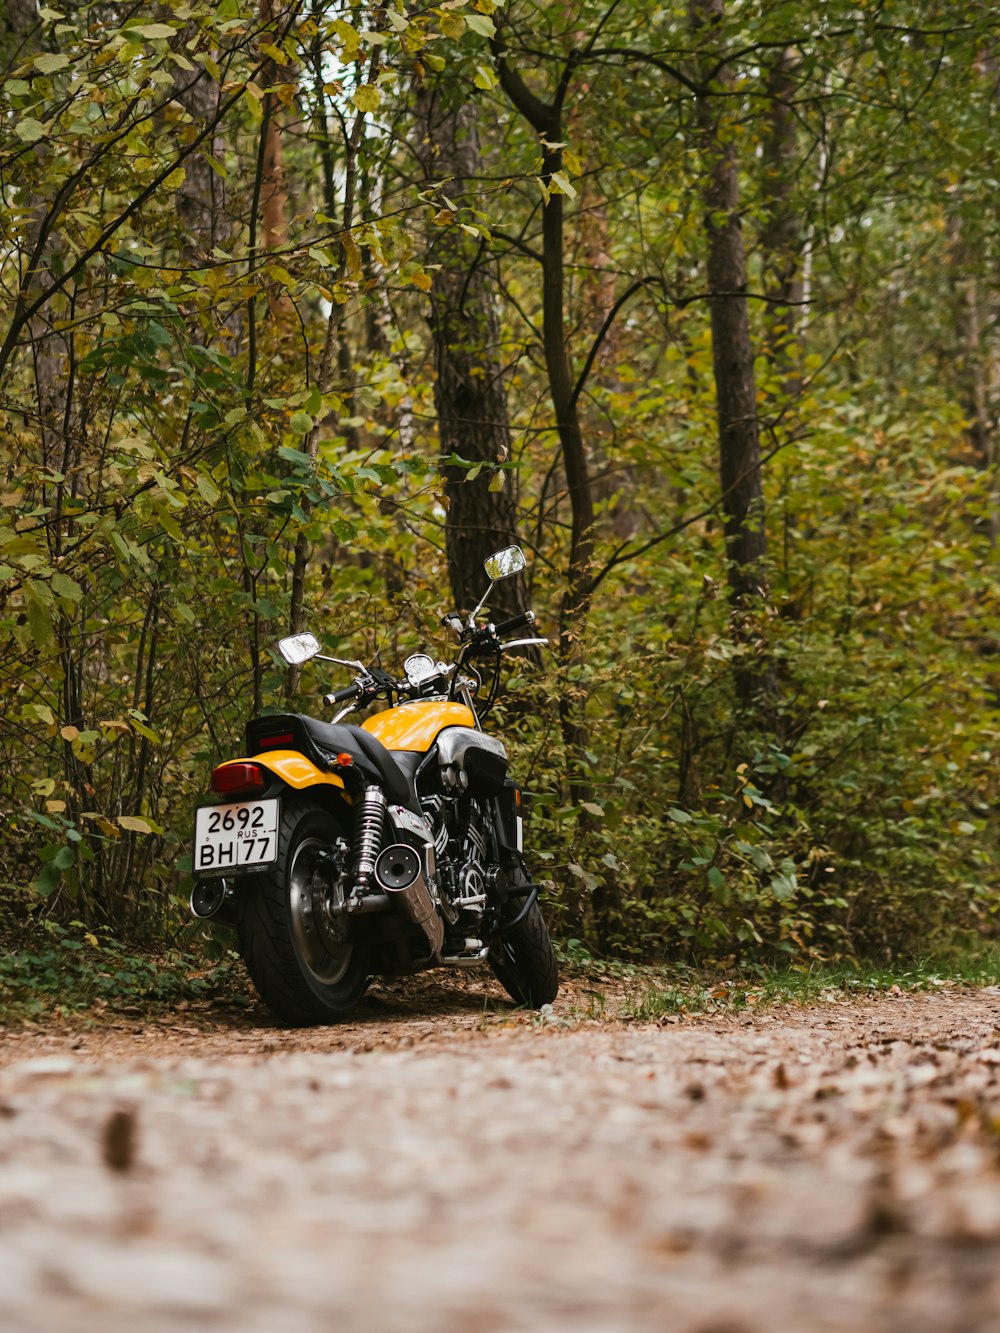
[[5, 924, 999, 1029], [618, 951, 1000, 1022], [0, 919, 246, 1025]]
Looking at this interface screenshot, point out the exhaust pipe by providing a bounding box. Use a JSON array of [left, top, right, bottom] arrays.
[[374, 843, 444, 958], [190, 879, 236, 924]]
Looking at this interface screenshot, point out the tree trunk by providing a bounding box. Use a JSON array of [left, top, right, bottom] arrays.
[[759, 47, 803, 369], [417, 84, 529, 623], [691, 0, 775, 709], [173, 63, 227, 263], [492, 32, 597, 798], [258, 0, 292, 319], [285, 48, 381, 695], [947, 214, 999, 546]]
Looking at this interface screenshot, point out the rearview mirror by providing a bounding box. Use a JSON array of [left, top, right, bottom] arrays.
[[483, 545, 525, 581], [277, 632, 321, 666]]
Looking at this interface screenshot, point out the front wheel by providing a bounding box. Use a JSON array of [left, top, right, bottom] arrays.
[[489, 900, 559, 1008], [237, 795, 369, 1026]]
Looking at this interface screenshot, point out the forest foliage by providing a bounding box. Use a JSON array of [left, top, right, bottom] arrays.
[[0, 0, 997, 965]]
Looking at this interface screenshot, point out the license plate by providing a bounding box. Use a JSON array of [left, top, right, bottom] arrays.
[[194, 799, 279, 877]]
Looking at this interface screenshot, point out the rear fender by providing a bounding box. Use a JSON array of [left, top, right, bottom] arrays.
[[216, 750, 353, 800]]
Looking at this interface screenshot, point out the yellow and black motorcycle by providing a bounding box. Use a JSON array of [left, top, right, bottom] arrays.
[[190, 546, 558, 1025]]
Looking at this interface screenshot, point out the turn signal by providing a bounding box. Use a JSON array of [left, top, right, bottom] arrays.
[[335, 752, 354, 767], [211, 762, 267, 796]]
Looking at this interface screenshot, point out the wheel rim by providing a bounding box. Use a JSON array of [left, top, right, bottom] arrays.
[[288, 836, 354, 986]]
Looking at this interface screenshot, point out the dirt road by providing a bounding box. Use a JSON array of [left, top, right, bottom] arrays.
[[2, 981, 999, 1332]]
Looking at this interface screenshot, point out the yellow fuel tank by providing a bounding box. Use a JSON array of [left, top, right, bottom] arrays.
[[362, 701, 475, 753]]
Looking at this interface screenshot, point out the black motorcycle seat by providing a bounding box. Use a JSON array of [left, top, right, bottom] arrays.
[[246, 713, 420, 812]]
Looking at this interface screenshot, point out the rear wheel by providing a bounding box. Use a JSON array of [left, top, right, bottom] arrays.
[[489, 900, 559, 1008], [237, 795, 369, 1026]]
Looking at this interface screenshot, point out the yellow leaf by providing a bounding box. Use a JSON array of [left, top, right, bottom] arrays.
[[45, 799, 66, 814], [118, 815, 158, 834], [352, 85, 381, 114], [341, 234, 363, 280], [81, 812, 120, 837], [60, 724, 80, 741]]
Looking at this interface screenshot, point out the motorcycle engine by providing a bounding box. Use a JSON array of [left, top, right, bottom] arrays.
[[421, 793, 492, 928]]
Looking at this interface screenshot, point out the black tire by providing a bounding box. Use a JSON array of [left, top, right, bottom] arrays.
[[237, 795, 369, 1026], [488, 900, 560, 1008]]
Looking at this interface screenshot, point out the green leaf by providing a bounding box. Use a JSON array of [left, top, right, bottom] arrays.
[[24, 587, 53, 646], [465, 13, 496, 37], [549, 172, 577, 199], [50, 571, 83, 602], [34, 52, 70, 73], [668, 808, 692, 824], [580, 801, 604, 818], [770, 872, 797, 902], [567, 861, 599, 892], [130, 22, 177, 39], [196, 473, 220, 504], [33, 861, 62, 898], [15, 118, 46, 143], [158, 510, 184, 542], [129, 718, 161, 744], [290, 412, 314, 435]]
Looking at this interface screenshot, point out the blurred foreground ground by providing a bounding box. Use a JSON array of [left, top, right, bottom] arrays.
[[2, 981, 999, 1332]]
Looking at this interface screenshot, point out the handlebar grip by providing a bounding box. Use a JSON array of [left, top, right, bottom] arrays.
[[324, 683, 360, 706], [494, 608, 535, 635]]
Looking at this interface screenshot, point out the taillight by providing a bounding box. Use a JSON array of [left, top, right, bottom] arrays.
[[211, 762, 267, 796], [257, 732, 294, 748]]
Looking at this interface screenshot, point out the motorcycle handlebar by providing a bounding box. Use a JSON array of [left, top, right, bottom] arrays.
[[493, 608, 535, 635], [323, 683, 361, 706]]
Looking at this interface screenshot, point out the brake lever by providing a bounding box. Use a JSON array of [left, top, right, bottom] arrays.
[[499, 636, 549, 651]]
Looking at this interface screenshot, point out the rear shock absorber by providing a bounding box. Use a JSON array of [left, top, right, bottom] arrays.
[[352, 785, 387, 891]]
